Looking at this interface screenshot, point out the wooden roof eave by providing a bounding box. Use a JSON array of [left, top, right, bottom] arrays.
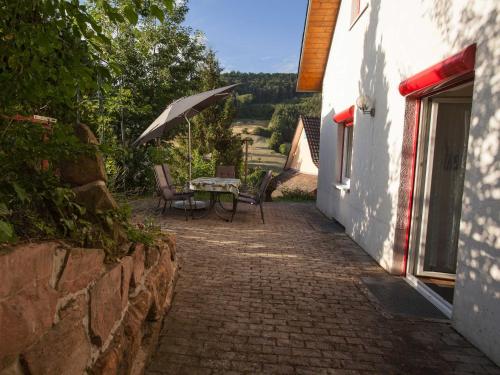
[[296, 0, 341, 92]]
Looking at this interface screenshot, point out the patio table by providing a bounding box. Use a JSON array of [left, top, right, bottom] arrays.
[[189, 177, 241, 221]]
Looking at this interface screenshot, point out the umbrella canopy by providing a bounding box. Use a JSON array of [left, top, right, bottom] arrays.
[[132, 83, 239, 147]]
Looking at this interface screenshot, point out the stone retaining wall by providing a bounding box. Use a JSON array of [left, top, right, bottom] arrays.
[[0, 235, 177, 375]]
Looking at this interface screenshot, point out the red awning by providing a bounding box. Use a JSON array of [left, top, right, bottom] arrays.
[[333, 105, 355, 126], [399, 44, 476, 97]]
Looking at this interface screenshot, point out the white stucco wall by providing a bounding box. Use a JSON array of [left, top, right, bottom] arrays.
[[317, 0, 499, 364], [289, 129, 318, 175]]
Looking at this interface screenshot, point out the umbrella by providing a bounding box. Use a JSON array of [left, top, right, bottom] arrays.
[[132, 84, 239, 180]]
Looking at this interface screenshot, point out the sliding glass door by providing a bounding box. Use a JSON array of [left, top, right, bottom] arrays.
[[412, 98, 471, 279]]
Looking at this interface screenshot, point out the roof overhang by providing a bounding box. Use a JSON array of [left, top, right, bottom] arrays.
[[297, 0, 341, 92]]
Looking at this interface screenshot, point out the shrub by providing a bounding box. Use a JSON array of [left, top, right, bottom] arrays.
[[167, 142, 216, 186], [269, 103, 300, 143], [268, 131, 282, 152], [279, 143, 291, 155], [276, 188, 315, 201], [102, 142, 173, 196], [252, 126, 272, 137], [245, 168, 267, 192], [236, 93, 254, 105], [0, 120, 85, 243], [266, 94, 322, 150], [0, 119, 152, 253]]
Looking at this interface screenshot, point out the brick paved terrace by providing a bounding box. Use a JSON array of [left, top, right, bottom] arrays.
[[130, 199, 499, 375]]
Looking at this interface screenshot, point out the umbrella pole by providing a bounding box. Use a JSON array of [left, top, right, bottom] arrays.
[[185, 115, 192, 182]]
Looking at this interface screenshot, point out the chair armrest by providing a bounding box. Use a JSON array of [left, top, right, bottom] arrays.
[[239, 192, 256, 199], [161, 188, 175, 200]]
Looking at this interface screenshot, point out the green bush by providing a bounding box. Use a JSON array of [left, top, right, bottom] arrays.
[[0, 121, 114, 249], [0, 119, 158, 255], [102, 142, 173, 196], [276, 188, 315, 201], [243, 168, 268, 193], [236, 93, 254, 105], [0, 0, 181, 253], [0, 120, 83, 242], [279, 143, 291, 155], [268, 131, 283, 152], [252, 126, 272, 137], [166, 141, 216, 186], [267, 94, 322, 150]]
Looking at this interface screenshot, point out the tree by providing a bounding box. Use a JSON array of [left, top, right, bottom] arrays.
[[79, 2, 205, 143], [77, 2, 208, 192], [191, 51, 242, 173], [0, 0, 174, 119], [222, 72, 313, 119], [268, 94, 322, 151], [0, 0, 187, 244]]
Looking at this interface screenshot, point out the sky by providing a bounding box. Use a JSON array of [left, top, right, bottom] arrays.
[[183, 0, 308, 73]]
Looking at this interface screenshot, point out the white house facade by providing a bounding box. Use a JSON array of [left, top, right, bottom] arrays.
[[297, 0, 499, 366]]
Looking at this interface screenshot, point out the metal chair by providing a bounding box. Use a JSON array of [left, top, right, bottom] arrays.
[[153, 165, 194, 220], [231, 170, 273, 224], [214, 165, 236, 211], [215, 165, 236, 178]]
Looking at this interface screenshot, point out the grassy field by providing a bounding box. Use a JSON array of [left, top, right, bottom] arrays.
[[232, 119, 286, 173]]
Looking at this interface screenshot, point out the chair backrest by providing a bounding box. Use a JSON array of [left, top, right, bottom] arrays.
[[257, 170, 273, 202], [161, 164, 175, 188], [216, 165, 236, 178], [154, 165, 168, 190], [154, 165, 176, 200]]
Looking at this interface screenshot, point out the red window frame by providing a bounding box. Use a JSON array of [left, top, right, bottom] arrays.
[[333, 105, 355, 183], [350, 0, 361, 24], [350, 0, 368, 29], [396, 44, 476, 275], [333, 105, 355, 126]]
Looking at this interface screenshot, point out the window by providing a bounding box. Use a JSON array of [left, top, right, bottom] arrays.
[[350, 0, 361, 23], [333, 105, 355, 190], [341, 125, 353, 185], [350, 0, 368, 28]]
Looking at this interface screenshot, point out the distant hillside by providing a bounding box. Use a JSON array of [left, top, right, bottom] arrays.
[[222, 72, 313, 120], [222, 72, 309, 103], [223, 72, 321, 153]]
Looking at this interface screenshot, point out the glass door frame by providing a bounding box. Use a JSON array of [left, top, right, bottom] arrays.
[[405, 88, 472, 317], [414, 98, 472, 279]]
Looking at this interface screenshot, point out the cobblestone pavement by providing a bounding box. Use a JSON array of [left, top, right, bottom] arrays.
[[130, 199, 499, 375]]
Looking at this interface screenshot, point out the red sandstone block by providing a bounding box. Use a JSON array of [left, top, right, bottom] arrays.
[[147, 246, 176, 321], [96, 347, 121, 375], [0, 284, 58, 359], [131, 244, 145, 287], [144, 245, 160, 269], [120, 256, 133, 309], [90, 264, 122, 346], [57, 248, 105, 294], [161, 233, 176, 261], [0, 242, 59, 299], [123, 289, 152, 338], [22, 295, 90, 375]]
